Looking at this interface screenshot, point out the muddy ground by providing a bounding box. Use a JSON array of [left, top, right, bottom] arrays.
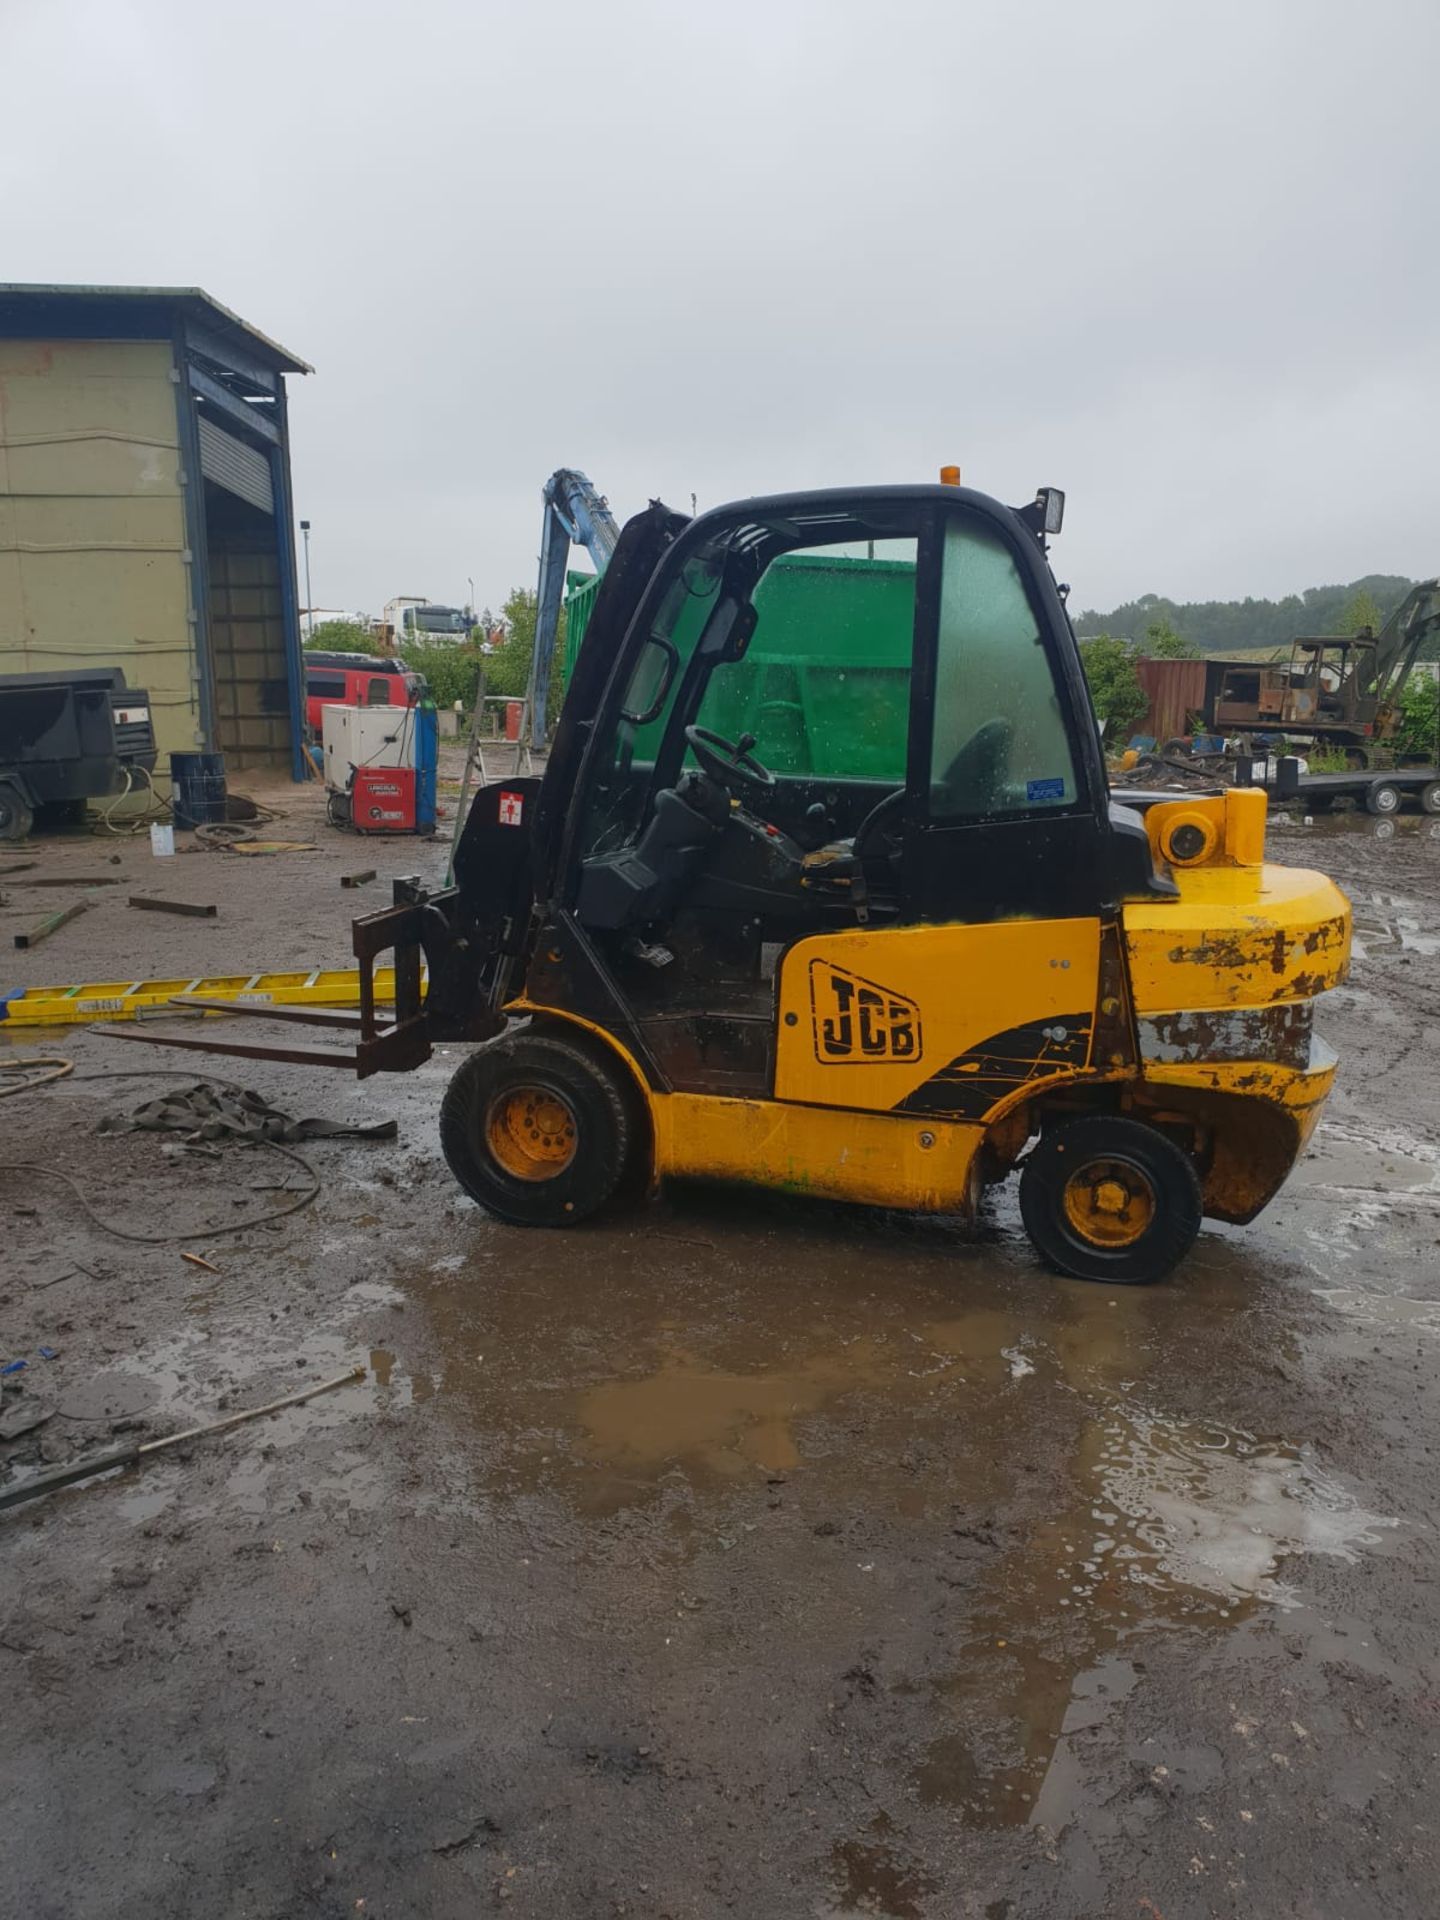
[[1, 773, 1438, 1920]]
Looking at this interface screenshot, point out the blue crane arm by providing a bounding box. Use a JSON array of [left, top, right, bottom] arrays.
[[527, 469, 621, 746]]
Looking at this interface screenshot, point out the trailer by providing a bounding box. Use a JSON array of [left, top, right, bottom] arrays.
[[1256, 755, 1440, 816]]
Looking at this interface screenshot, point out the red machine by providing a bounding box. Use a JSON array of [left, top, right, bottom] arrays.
[[322, 706, 438, 837]]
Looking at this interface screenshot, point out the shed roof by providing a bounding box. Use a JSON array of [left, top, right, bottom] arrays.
[[0, 283, 311, 374]]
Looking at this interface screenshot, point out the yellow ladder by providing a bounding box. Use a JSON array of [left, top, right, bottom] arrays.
[[0, 966, 402, 1029]]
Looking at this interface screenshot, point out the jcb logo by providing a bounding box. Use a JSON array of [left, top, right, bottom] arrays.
[[810, 960, 922, 1065]]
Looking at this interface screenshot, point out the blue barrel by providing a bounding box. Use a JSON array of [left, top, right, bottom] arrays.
[[169, 751, 228, 829]]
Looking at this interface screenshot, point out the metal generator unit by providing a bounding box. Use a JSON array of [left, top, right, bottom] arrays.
[[0, 667, 157, 839]]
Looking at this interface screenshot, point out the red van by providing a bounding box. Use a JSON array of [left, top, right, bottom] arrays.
[[303, 652, 427, 739]]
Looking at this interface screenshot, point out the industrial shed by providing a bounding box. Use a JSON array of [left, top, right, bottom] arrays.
[[0, 285, 311, 777]]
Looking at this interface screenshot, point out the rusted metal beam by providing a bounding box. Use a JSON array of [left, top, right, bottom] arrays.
[[129, 896, 218, 919], [14, 899, 92, 950], [341, 870, 377, 889]]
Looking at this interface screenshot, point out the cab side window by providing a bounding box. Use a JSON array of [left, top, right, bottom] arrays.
[[366, 677, 391, 705], [929, 518, 1077, 818]]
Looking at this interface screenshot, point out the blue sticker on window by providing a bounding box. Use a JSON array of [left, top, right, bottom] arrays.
[[1026, 776, 1067, 802]]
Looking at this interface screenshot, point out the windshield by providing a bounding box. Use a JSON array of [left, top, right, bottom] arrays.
[[406, 607, 471, 635], [579, 552, 725, 857]]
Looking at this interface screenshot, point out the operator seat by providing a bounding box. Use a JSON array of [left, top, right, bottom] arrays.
[[932, 717, 1014, 815]]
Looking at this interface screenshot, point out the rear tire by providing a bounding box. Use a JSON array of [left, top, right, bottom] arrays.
[[0, 783, 34, 842], [1419, 780, 1440, 817], [439, 1027, 644, 1227], [1366, 780, 1401, 817], [1018, 1115, 1203, 1285]]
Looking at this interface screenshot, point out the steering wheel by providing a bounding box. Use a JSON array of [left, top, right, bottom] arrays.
[[851, 787, 906, 889], [684, 725, 775, 797]]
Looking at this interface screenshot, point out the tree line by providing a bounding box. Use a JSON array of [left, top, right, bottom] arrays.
[[1073, 575, 1420, 656]]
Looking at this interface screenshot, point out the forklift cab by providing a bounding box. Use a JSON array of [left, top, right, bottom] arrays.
[[481, 485, 1162, 1102]]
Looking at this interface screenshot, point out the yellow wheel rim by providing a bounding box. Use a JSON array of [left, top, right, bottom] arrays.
[[1061, 1157, 1156, 1249], [485, 1085, 578, 1183]]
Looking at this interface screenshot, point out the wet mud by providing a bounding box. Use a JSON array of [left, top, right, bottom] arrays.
[[2, 801, 1439, 1917]]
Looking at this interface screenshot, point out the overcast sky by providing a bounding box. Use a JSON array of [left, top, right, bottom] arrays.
[[5, 0, 1437, 620]]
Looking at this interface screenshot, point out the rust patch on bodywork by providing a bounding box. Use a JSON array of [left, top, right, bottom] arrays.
[[1139, 1002, 1314, 1070]]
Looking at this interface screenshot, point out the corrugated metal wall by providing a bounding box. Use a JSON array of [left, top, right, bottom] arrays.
[[0, 337, 201, 759], [1134, 657, 1208, 743]]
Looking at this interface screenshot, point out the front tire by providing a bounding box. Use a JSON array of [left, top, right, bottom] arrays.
[[1018, 1115, 1203, 1284], [0, 783, 34, 842], [439, 1027, 644, 1227]]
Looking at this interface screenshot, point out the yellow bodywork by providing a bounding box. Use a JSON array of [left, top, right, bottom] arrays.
[[517, 788, 1350, 1228], [652, 1096, 986, 1210], [772, 916, 1101, 1113]]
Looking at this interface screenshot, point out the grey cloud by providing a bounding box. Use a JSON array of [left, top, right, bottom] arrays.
[[5, 0, 1436, 615]]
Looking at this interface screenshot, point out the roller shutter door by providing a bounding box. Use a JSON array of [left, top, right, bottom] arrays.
[[197, 417, 274, 515]]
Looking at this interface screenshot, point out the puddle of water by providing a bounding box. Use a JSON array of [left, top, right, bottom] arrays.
[[488, 1297, 1112, 1514], [912, 1406, 1397, 1827], [1347, 886, 1440, 961], [115, 1474, 179, 1525], [1293, 1113, 1440, 1261], [1094, 1409, 1396, 1607], [829, 1829, 936, 1918], [38, 1320, 388, 1525], [347, 1279, 406, 1309], [1316, 1286, 1440, 1338], [408, 1208, 1395, 1835], [1280, 812, 1440, 848]]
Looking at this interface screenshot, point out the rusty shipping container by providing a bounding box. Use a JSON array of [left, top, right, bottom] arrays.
[[1134, 656, 1208, 744]]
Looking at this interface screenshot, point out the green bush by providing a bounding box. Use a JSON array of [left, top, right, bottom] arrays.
[[1395, 675, 1440, 758], [305, 618, 374, 654], [482, 587, 568, 702], [1079, 633, 1149, 742], [398, 643, 487, 712], [1142, 617, 1196, 659]]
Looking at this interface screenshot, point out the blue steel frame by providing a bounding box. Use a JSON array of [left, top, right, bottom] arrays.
[[178, 315, 308, 782]]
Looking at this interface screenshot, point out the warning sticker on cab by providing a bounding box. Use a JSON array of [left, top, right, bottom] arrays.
[[1026, 776, 1067, 803], [498, 791, 525, 827]]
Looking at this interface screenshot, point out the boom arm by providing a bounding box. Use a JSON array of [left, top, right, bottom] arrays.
[[526, 469, 622, 748], [1369, 578, 1440, 711]]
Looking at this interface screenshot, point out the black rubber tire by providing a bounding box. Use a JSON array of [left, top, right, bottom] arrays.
[[0, 783, 34, 842], [1419, 781, 1440, 817], [439, 1027, 643, 1227], [1018, 1115, 1203, 1285], [1365, 780, 1401, 817]]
